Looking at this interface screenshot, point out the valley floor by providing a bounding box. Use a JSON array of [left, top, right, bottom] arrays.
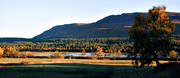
[[0, 58, 171, 66], [0, 58, 179, 78]]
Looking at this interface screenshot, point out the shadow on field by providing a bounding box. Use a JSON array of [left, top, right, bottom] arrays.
[[0, 63, 143, 78], [1, 63, 179, 78], [0, 63, 136, 71]]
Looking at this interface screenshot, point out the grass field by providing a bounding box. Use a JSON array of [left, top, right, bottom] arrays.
[[0, 58, 170, 66], [0, 63, 152, 78], [0, 58, 177, 78], [0, 58, 148, 78]]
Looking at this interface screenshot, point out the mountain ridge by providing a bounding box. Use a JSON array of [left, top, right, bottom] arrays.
[[34, 12, 180, 39]]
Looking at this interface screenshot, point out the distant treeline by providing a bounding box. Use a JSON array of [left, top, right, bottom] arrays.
[[0, 38, 31, 42], [0, 37, 179, 53], [0, 38, 130, 52]]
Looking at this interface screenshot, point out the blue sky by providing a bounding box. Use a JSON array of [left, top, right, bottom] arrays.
[[0, 0, 180, 38]]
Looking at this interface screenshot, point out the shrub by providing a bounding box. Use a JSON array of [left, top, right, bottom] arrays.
[[0, 48, 4, 57], [169, 50, 178, 58], [18, 52, 34, 58], [87, 56, 98, 60], [3, 47, 19, 58], [117, 50, 122, 55], [95, 46, 105, 56], [49, 52, 64, 59], [82, 48, 86, 55]]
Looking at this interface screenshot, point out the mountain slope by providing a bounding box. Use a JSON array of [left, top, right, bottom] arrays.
[[34, 12, 180, 39]]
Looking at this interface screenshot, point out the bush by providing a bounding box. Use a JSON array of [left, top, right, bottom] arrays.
[[49, 52, 65, 59], [0, 48, 4, 57], [18, 52, 34, 58], [169, 50, 178, 58], [87, 56, 98, 60], [3, 47, 19, 58], [82, 48, 86, 55]]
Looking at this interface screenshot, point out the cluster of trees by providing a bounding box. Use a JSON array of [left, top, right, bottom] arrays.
[[0, 47, 19, 57], [129, 6, 179, 67], [0, 47, 35, 58], [0, 38, 132, 53]]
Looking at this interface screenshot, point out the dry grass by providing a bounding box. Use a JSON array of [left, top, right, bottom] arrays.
[[0, 58, 174, 66], [1, 52, 177, 66]]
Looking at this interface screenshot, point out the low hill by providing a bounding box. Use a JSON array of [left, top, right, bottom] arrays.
[[34, 12, 180, 39], [0, 38, 30, 42]]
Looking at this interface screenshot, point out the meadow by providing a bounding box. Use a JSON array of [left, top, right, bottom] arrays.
[[1, 58, 178, 78], [0, 58, 171, 65], [0, 58, 153, 78], [0, 63, 144, 78]]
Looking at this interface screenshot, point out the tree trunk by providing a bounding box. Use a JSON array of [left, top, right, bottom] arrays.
[[155, 59, 160, 67], [154, 54, 160, 67]]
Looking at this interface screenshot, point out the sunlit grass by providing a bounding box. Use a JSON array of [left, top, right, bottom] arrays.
[[0, 63, 155, 78], [0, 58, 173, 66]]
